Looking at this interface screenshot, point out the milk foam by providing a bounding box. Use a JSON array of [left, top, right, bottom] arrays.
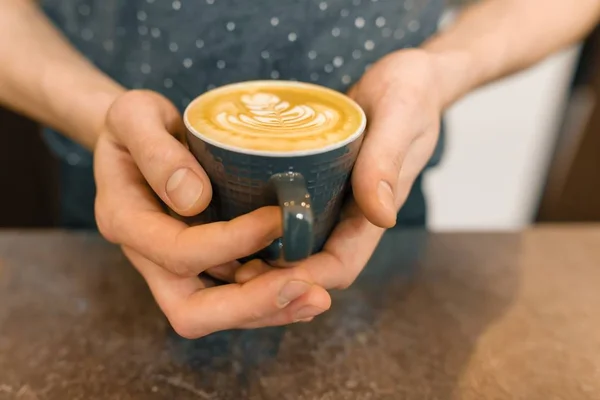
[[186, 81, 364, 153]]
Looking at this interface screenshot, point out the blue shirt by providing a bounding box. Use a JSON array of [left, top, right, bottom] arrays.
[[40, 0, 444, 228]]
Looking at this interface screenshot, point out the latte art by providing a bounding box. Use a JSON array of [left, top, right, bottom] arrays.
[[185, 81, 365, 152], [216, 93, 339, 138]]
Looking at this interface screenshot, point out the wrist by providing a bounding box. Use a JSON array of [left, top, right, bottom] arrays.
[[89, 84, 127, 148], [421, 44, 481, 110], [40, 63, 125, 151]]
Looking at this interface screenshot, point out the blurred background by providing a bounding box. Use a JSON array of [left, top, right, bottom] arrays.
[[1, 5, 599, 232]]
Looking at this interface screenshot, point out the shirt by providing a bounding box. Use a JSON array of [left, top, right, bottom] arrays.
[[39, 0, 445, 228]]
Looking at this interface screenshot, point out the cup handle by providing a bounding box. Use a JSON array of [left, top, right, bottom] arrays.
[[263, 172, 314, 263]]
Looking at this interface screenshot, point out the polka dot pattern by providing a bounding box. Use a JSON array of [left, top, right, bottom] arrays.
[[46, 0, 439, 101], [41, 0, 442, 167]]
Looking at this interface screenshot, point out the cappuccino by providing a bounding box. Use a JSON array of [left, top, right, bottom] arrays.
[[185, 81, 365, 153]]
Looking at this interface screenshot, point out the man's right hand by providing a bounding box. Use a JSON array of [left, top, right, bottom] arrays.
[[93, 90, 330, 338]]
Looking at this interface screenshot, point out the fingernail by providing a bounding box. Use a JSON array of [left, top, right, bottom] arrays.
[[293, 305, 326, 321], [378, 180, 396, 212], [278, 280, 311, 307], [166, 168, 203, 211]]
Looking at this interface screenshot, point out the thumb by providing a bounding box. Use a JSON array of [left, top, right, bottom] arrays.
[[105, 91, 212, 216], [351, 103, 415, 228]]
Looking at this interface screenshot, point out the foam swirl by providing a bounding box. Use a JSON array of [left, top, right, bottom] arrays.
[[215, 93, 339, 139], [186, 81, 364, 152]]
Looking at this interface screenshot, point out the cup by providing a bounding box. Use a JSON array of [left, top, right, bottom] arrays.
[[184, 81, 366, 263]]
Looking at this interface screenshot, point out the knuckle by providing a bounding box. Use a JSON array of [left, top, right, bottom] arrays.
[[169, 312, 204, 339], [94, 198, 118, 243], [160, 238, 198, 277], [162, 255, 197, 278], [388, 151, 404, 174], [335, 276, 355, 290], [139, 138, 165, 164], [105, 90, 155, 132], [394, 88, 422, 112], [245, 306, 265, 324], [331, 264, 358, 290]]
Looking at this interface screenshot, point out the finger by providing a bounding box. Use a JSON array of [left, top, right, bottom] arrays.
[[239, 282, 329, 328], [235, 259, 274, 283], [105, 90, 211, 216], [302, 135, 434, 290], [234, 258, 302, 283], [205, 261, 241, 282], [351, 98, 418, 228], [235, 201, 385, 290], [299, 200, 385, 290], [124, 248, 331, 338], [95, 138, 282, 277]]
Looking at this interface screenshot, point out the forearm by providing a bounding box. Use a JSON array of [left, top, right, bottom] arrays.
[[424, 0, 600, 108], [0, 0, 125, 150]]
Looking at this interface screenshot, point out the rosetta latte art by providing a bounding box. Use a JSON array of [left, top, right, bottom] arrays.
[[186, 81, 364, 152], [215, 92, 340, 139]]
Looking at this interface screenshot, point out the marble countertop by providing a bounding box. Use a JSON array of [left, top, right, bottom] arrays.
[[1, 226, 600, 399]]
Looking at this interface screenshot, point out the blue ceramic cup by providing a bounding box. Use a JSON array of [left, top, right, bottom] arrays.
[[184, 81, 366, 263]]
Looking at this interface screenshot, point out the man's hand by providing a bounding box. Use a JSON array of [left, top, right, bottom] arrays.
[[235, 49, 443, 289], [94, 90, 330, 338]]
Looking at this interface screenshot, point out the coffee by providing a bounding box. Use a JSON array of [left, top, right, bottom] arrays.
[[185, 81, 364, 152], [184, 80, 366, 261]]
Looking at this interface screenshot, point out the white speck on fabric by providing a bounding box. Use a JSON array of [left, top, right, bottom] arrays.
[[40, 0, 443, 170]]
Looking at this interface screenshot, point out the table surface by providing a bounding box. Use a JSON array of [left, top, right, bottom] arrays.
[[1, 226, 600, 400]]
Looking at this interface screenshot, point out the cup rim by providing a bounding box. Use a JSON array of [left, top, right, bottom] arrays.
[[183, 80, 367, 158]]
